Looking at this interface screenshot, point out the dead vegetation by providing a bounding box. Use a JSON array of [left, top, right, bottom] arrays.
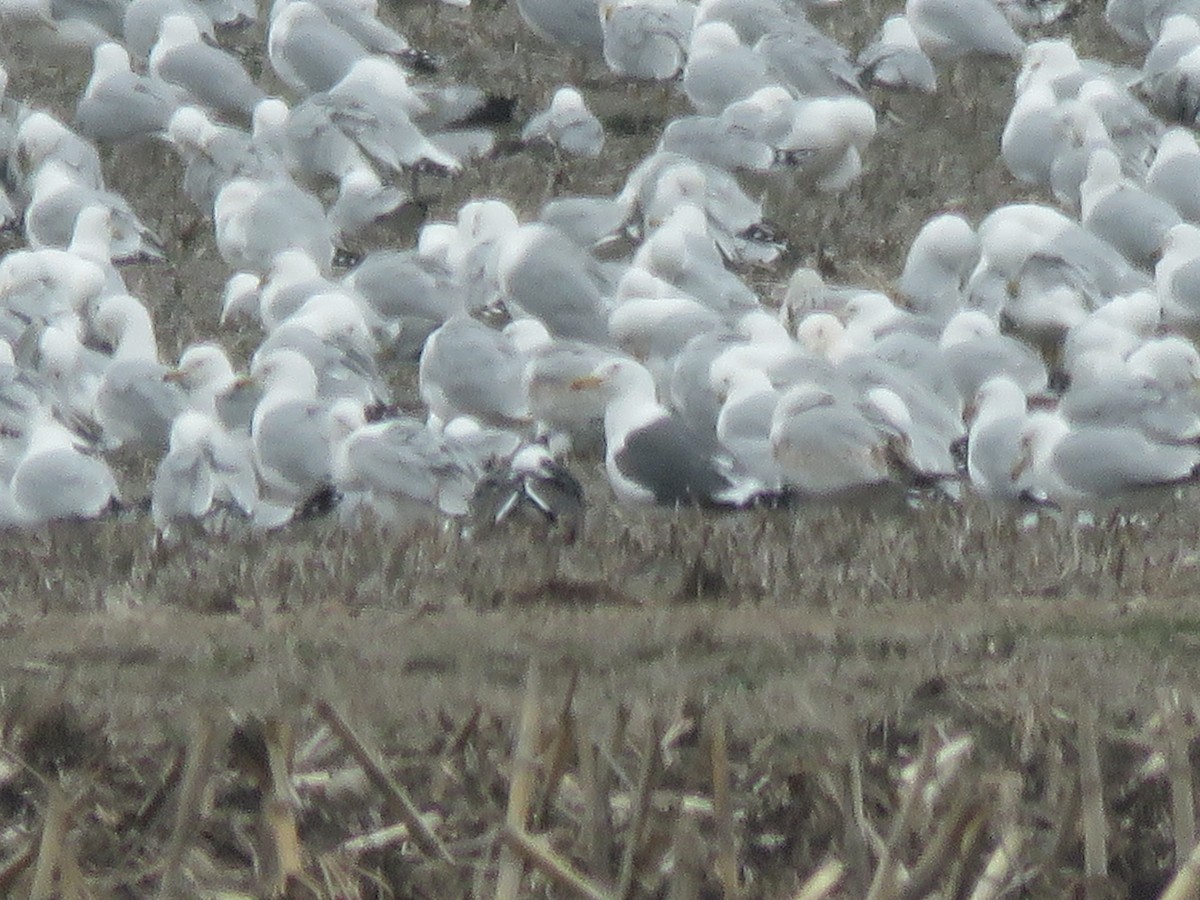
[[3, 658, 1200, 897], [2, 0, 1200, 895]]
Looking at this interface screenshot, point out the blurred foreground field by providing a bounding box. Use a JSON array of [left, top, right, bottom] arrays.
[[3, 0, 1200, 896]]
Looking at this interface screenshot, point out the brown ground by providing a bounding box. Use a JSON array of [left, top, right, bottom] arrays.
[[1, 0, 1199, 897]]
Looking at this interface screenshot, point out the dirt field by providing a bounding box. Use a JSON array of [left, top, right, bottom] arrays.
[[3, 0, 1200, 896]]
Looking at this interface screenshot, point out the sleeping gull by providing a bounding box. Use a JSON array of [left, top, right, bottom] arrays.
[[1014, 410, 1200, 507], [17, 111, 105, 190], [1147, 127, 1200, 222], [214, 177, 334, 274], [152, 410, 257, 538], [521, 86, 605, 158], [1079, 146, 1181, 271], [904, 0, 1023, 62], [599, 0, 696, 81], [90, 294, 187, 451], [939, 310, 1047, 400], [1058, 336, 1200, 444], [419, 315, 530, 429], [1156, 222, 1200, 327], [10, 411, 119, 524], [329, 399, 479, 525], [898, 213, 979, 321], [149, 15, 265, 122], [75, 41, 182, 142], [965, 376, 1030, 501], [682, 21, 772, 115], [857, 14, 937, 93], [496, 223, 611, 342], [515, 0, 605, 60], [24, 162, 164, 261], [1135, 14, 1200, 124], [753, 21, 863, 98], [769, 381, 896, 498]]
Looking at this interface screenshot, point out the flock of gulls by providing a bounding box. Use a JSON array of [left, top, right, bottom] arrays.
[[0, 0, 1199, 543]]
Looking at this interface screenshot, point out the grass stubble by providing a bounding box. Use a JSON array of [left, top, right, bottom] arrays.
[[0, 0, 1199, 896]]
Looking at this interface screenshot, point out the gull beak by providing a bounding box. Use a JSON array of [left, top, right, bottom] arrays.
[[569, 374, 606, 391], [162, 368, 186, 384]]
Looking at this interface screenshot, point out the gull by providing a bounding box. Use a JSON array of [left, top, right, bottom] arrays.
[[905, 0, 1023, 62], [122, 0, 215, 60], [857, 14, 937, 93], [90, 294, 186, 451], [249, 348, 334, 503], [599, 0, 696, 81], [75, 41, 182, 142], [418, 315, 530, 429], [693, 0, 808, 44], [574, 357, 740, 505], [496, 223, 611, 342], [898, 213, 979, 322], [1080, 146, 1181, 271], [152, 410, 257, 538], [1136, 14, 1200, 124], [214, 177, 334, 274], [16, 111, 105, 190], [939, 310, 1047, 400], [150, 15, 265, 123], [287, 0, 431, 67], [10, 411, 119, 524], [775, 95, 876, 192], [1014, 411, 1200, 508], [1147, 127, 1200, 222], [514, 0, 605, 60], [166, 106, 283, 211], [24, 162, 164, 260], [711, 363, 782, 491], [769, 381, 895, 498], [521, 86, 605, 158], [630, 202, 759, 312], [966, 376, 1030, 501], [682, 20, 772, 115], [287, 59, 461, 178], [754, 20, 863, 98], [328, 400, 479, 526], [267, 0, 376, 96], [327, 167, 407, 243], [1157, 222, 1200, 327]]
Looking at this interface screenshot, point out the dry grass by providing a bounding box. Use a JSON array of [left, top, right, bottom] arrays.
[[1, 0, 1199, 895]]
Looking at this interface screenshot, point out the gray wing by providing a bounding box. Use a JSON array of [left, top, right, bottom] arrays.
[[1054, 427, 1200, 495], [156, 44, 265, 120], [615, 416, 731, 505], [75, 73, 181, 141], [269, 5, 367, 94]]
